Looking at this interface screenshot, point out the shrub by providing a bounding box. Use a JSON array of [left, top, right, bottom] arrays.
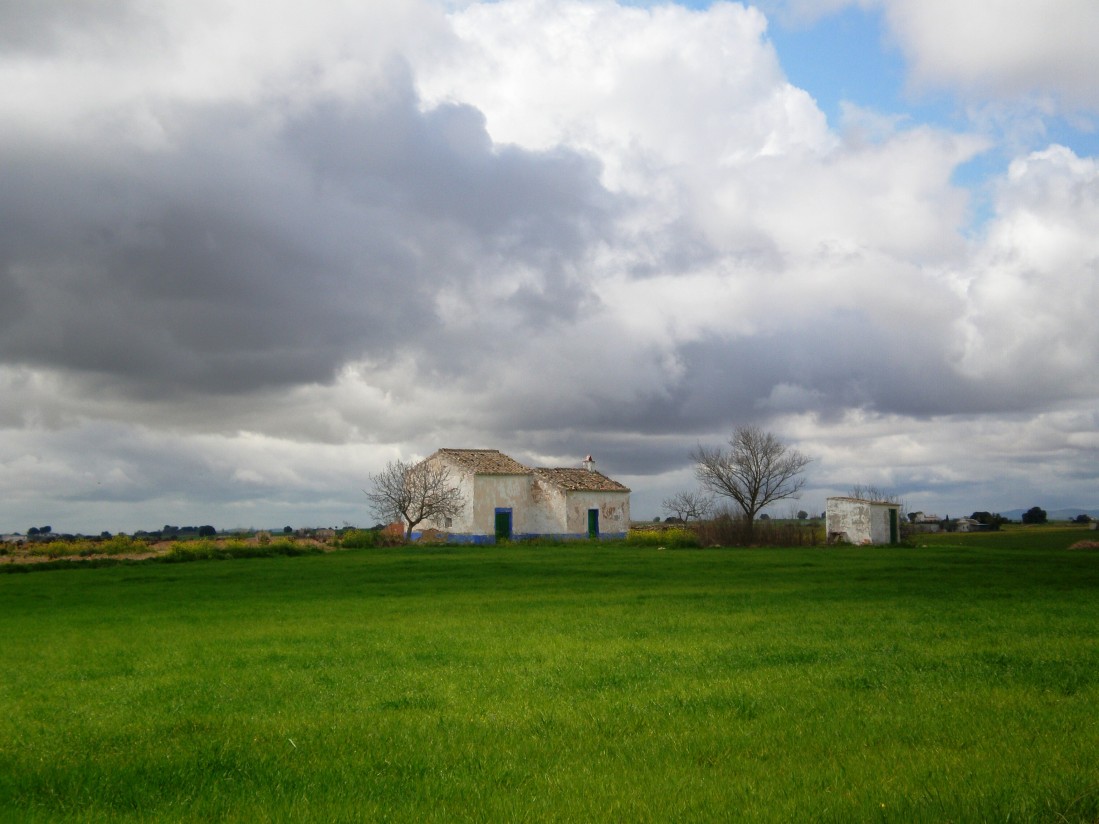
[[694, 516, 822, 548], [163, 538, 321, 563], [626, 528, 700, 549], [165, 540, 219, 561], [340, 529, 403, 549], [340, 529, 378, 549], [28, 542, 78, 559], [99, 535, 148, 555], [23, 534, 151, 559]]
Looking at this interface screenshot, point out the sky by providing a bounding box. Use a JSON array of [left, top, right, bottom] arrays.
[[2, 0, 1098, 534]]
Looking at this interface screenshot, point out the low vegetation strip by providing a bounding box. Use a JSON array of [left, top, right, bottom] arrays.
[[0, 535, 329, 572], [1, 532, 1097, 822]]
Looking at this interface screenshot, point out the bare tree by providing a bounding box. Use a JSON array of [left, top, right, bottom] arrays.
[[848, 484, 907, 522], [691, 425, 812, 539], [365, 459, 465, 540], [848, 484, 893, 502], [662, 490, 715, 522]]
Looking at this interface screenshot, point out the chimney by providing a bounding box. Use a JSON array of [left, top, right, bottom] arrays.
[[583, 455, 594, 473]]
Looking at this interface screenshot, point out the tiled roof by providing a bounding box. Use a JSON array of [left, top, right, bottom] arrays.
[[434, 448, 531, 475], [533, 467, 631, 493]]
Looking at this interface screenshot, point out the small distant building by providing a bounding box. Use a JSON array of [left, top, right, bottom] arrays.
[[910, 511, 941, 533], [826, 497, 901, 545], [954, 518, 987, 533], [416, 448, 630, 544]]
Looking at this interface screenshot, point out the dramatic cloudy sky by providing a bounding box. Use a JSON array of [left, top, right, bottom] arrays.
[[2, 0, 1098, 533]]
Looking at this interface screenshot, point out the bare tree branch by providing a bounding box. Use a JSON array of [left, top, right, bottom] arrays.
[[365, 459, 465, 539], [662, 490, 715, 522], [849, 484, 907, 522], [691, 425, 812, 537]]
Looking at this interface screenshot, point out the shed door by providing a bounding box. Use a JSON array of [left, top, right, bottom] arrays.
[[494, 510, 512, 543], [889, 508, 898, 544], [587, 508, 599, 539]]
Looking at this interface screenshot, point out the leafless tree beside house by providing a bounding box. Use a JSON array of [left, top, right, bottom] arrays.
[[365, 459, 465, 539]]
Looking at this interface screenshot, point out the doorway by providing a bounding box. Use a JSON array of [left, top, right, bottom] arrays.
[[587, 508, 599, 539], [494, 509, 512, 543]]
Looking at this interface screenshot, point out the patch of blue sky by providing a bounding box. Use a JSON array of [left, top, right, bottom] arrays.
[[768, 4, 1097, 160], [744, 5, 1004, 227], [950, 154, 1000, 234], [631, 2, 947, 133], [955, 119, 1099, 231], [746, 3, 1098, 228], [623, 0, 1098, 229], [765, 6, 911, 130], [1042, 117, 1099, 158]]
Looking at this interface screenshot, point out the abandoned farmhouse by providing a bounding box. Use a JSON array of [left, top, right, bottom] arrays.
[[416, 449, 631, 544]]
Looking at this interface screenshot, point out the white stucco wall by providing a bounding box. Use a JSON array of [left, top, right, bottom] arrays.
[[868, 503, 897, 544], [420, 466, 544, 538], [419, 457, 478, 533], [564, 490, 630, 536], [528, 480, 568, 535], [473, 474, 535, 535], [449, 466, 478, 533], [826, 497, 898, 545]]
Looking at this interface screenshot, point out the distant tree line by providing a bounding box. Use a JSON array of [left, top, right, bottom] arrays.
[[19, 524, 218, 543], [131, 525, 218, 540]]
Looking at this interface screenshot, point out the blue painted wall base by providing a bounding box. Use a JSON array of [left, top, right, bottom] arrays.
[[411, 531, 628, 544]]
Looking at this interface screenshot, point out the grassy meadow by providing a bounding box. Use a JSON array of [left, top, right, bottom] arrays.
[[2, 527, 1098, 822]]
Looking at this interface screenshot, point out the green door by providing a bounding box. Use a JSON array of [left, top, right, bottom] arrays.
[[587, 509, 599, 539], [494, 510, 512, 543], [889, 508, 899, 544]]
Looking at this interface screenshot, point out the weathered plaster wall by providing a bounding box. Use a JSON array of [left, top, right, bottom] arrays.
[[451, 467, 478, 533], [528, 479, 568, 535], [472, 474, 532, 535], [827, 498, 871, 544], [826, 497, 897, 545], [868, 504, 895, 544], [565, 490, 630, 537], [420, 457, 478, 533]]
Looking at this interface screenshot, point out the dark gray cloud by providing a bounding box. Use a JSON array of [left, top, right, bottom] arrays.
[[0, 63, 616, 397], [0, 0, 142, 53]]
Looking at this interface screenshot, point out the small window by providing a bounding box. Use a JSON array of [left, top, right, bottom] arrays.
[[444, 517, 452, 528]]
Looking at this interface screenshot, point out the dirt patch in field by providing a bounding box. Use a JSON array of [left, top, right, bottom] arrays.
[[1069, 541, 1099, 550]]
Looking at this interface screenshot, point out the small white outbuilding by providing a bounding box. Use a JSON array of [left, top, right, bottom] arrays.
[[826, 497, 901, 545]]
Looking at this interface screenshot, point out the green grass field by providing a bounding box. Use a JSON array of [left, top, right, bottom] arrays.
[[2, 528, 1098, 822]]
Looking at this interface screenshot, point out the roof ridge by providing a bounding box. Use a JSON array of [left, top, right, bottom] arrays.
[[533, 465, 630, 492], [433, 448, 531, 474]]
